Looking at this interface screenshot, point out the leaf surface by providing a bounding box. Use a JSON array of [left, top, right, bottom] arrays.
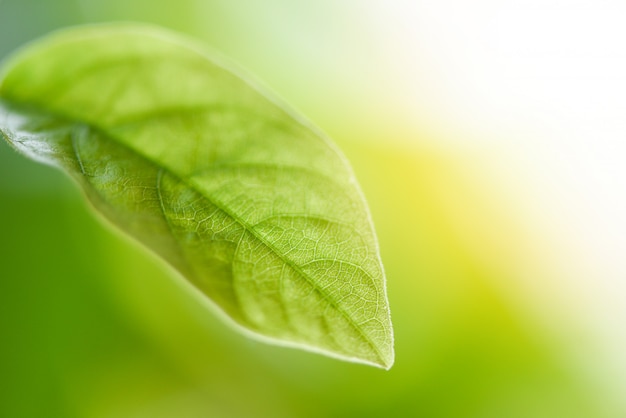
[[0, 24, 393, 368]]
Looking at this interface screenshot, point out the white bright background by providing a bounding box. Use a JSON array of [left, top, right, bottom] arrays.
[[358, 0, 626, 408]]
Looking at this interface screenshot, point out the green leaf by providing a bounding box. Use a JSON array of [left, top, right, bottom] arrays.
[[0, 23, 393, 369]]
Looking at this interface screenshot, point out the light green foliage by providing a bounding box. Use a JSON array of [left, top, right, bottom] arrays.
[[0, 24, 393, 368]]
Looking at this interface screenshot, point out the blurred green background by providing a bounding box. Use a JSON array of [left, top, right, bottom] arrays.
[[0, 1, 623, 417]]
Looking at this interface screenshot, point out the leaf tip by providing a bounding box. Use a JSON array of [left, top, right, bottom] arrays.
[[371, 336, 395, 371]]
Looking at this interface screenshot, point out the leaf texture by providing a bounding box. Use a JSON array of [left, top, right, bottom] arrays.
[[0, 24, 393, 368]]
